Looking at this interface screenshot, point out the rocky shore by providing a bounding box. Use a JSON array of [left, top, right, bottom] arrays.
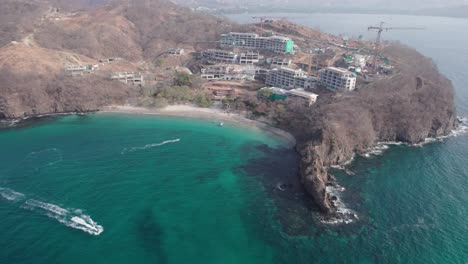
[[290, 44, 458, 215]]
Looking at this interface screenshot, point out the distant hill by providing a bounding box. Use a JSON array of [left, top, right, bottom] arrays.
[[0, 0, 247, 118], [412, 5, 468, 18]]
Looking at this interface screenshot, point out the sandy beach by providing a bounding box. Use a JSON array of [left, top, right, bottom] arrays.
[[100, 105, 296, 147]]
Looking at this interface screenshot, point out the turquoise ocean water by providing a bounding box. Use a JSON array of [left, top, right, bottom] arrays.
[[0, 13, 467, 264]]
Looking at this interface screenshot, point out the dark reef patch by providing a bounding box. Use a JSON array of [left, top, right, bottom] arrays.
[[135, 208, 168, 264], [240, 144, 322, 236]]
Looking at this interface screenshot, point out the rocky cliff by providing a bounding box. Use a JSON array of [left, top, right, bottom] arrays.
[[291, 44, 457, 214]]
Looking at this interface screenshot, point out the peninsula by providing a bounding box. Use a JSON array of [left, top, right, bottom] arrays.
[[0, 0, 457, 218]]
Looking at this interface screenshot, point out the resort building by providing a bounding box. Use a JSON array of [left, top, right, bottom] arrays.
[[265, 67, 316, 90], [238, 52, 261, 65], [110, 72, 144, 86], [201, 65, 260, 81], [220, 32, 295, 54], [201, 49, 261, 65], [268, 57, 292, 67], [319, 67, 356, 91], [287, 88, 318, 106], [201, 65, 235, 80], [201, 49, 238, 64]]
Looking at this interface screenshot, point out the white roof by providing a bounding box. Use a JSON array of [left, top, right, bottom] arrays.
[[326, 67, 350, 74], [288, 88, 318, 99], [261, 87, 288, 94]]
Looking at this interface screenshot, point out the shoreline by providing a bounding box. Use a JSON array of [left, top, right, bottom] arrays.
[[100, 105, 297, 148]]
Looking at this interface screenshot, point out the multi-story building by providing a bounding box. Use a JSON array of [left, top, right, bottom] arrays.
[[201, 49, 261, 65], [201, 49, 238, 64], [319, 67, 356, 91], [287, 88, 318, 106], [200, 65, 260, 81], [220, 32, 294, 54], [268, 57, 292, 67], [266, 67, 316, 90], [238, 52, 261, 64], [201, 65, 235, 80]]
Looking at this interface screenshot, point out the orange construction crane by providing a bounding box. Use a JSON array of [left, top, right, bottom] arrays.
[[368, 22, 424, 72]]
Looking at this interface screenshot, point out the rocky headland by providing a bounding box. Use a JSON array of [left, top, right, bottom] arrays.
[[0, 0, 458, 218], [287, 44, 457, 214]]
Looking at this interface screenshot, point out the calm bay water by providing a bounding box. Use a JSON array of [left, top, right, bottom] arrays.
[[0, 13, 467, 264]]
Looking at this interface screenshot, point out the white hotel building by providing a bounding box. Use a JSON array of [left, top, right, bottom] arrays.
[[265, 67, 316, 90], [319, 67, 356, 91]]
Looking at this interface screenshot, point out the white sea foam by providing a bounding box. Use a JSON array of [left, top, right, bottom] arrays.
[[121, 139, 180, 154], [0, 187, 26, 202], [321, 185, 359, 225], [24, 199, 103, 236], [362, 144, 390, 158]]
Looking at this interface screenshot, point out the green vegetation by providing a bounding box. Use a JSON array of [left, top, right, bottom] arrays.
[[153, 85, 212, 108], [173, 72, 192, 87], [194, 94, 213, 108]]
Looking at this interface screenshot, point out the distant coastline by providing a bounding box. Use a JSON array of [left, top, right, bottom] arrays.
[[100, 105, 297, 148], [215, 7, 468, 19]]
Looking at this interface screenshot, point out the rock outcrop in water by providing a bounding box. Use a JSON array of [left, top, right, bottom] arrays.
[[288, 44, 457, 214]]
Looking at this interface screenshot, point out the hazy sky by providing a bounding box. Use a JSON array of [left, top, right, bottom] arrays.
[[198, 0, 468, 9]]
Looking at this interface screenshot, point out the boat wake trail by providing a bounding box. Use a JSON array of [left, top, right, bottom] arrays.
[[0, 187, 25, 202], [121, 139, 180, 154], [25, 148, 63, 167], [0, 187, 103, 236]]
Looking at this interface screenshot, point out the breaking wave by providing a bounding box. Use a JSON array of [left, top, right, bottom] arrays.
[[362, 143, 390, 158], [362, 118, 468, 157], [121, 139, 180, 154], [321, 185, 359, 225], [413, 117, 468, 147], [0, 187, 103, 236]]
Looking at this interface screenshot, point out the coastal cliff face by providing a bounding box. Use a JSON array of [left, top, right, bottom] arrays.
[[292, 44, 457, 214]]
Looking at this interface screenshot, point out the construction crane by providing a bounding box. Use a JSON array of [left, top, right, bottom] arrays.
[[368, 22, 425, 72]]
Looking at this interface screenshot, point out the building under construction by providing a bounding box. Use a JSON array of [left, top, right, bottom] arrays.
[[220, 32, 295, 54], [266, 67, 316, 90], [201, 49, 261, 65], [110, 72, 144, 86], [201, 64, 261, 81]]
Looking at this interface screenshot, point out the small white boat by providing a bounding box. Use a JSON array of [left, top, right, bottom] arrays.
[[218, 122, 224, 127]]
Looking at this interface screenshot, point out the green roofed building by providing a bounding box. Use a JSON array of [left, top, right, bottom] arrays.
[[285, 39, 294, 53]]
